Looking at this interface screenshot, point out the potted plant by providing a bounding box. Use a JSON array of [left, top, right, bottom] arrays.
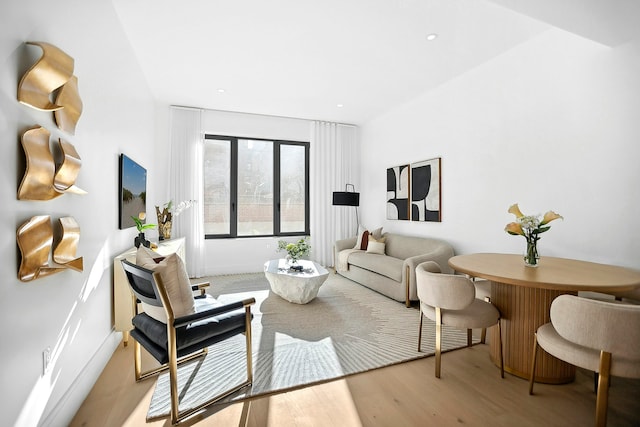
[[131, 212, 156, 248], [277, 237, 310, 270]]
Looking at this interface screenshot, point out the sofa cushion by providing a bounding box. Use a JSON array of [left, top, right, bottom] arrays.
[[353, 226, 384, 250], [367, 235, 386, 255], [136, 246, 196, 323], [354, 228, 370, 250], [347, 251, 403, 282]]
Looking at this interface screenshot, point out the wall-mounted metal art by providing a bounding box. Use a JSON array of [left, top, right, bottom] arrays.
[[16, 215, 83, 282], [18, 41, 83, 133], [54, 139, 85, 194], [17, 127, 59, 200], [54, 75, 83, 134], [18, 42, 74, 111], [18, 126, 86, 200], [53, 217, 83, 272]]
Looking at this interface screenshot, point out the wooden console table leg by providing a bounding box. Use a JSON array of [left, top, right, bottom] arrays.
[[489, 281, 576, 384]]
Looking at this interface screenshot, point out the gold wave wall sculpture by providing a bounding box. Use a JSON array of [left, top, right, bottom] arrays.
[[16, 215, 83, 282], [18, 41, 83, 133], [53, 217, 83, 272], [54, 75, 83, 134], [18, 126, 87, 200], [18, 42, 74, 111]]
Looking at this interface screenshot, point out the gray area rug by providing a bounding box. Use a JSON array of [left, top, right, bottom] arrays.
[[147, 271, 478, 420]]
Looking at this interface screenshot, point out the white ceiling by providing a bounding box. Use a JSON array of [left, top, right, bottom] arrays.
[[112, 0, 639, 125]]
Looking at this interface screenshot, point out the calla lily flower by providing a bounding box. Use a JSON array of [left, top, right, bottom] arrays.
[[540, 211, 563, 225], [505, 222, 524, 236], [508, 203, 524, 218]]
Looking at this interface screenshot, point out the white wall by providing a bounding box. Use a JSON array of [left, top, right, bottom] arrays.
[[0, 1, 158, 425], [360, 27, 640, 269]]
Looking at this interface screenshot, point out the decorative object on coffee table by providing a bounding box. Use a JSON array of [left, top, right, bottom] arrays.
[[504, 203, 563, 267], [264, 259, 329, 304], [277, 236, 310, 269]]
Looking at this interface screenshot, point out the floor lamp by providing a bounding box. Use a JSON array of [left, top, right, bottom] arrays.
[[332, 184, 360, 236]]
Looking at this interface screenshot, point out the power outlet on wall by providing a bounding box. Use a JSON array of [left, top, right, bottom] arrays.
[[42, 347, 51, 375]]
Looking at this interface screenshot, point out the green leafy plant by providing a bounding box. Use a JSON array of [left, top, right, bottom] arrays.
[[131, 213, 156, 233], [277, 237, 310, 264]]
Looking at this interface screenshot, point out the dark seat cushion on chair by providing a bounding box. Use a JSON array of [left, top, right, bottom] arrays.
[[132, 296, 249, 364]]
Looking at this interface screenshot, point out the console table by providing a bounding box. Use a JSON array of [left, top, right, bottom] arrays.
[[449, 253, 640, 384], [113, 237, 185, 345]]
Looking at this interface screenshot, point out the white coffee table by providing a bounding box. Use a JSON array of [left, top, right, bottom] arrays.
[[263, 259, 329, 304]]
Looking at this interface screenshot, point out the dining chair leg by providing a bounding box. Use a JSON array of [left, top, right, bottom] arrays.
[[467, 329, 472, 347], [595, 351, 612, 427], [497, 319, 504, 378], [418, 309, 423, 352], [529, 333, 539, 395], [435, 307, 442, 378], [480, 296, 491, 344]]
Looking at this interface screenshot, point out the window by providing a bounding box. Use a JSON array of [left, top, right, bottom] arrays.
[[203, 135, 309, 238]]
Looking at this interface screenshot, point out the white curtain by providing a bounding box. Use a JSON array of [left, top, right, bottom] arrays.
[[169, 106, 205, 277], [310, 121, 359, 267]]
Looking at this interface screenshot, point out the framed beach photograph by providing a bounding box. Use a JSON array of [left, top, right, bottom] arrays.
[[119, 153, 148, 229]]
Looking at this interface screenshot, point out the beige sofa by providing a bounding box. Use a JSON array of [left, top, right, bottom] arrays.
[[334, 232, 455, 306]]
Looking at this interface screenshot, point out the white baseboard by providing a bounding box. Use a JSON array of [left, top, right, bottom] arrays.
[[40, 330, 122, 427]]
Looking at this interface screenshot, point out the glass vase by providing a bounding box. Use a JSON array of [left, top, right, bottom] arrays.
[[287, 255, 303, 271], [524, 239, 539, 267]]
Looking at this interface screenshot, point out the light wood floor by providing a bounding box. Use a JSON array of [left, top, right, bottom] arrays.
[[70, 337, 640, 427]]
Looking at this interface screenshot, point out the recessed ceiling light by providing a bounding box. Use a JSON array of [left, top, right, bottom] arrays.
[[337, 104, 344, 108], [426, 33, 438, 41], [217, 88, 226, 93]]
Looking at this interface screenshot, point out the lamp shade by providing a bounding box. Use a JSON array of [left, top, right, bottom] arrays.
[[332, 191, 360, 206]]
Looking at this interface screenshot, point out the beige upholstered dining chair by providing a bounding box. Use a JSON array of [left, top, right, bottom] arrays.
[[529, 295, 640, 427], [416, 261, 504, 379]]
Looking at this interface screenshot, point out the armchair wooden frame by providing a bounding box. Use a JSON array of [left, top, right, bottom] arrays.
[[528, 295, 640, 427], [121, 259, 255, 425]]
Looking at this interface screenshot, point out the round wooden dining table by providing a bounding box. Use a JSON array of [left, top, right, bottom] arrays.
[[448, 253, 640, 384]]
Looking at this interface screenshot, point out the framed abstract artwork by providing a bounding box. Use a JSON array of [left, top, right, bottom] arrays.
[[411, 157, 441, 222], [386, 164, 410, 220]]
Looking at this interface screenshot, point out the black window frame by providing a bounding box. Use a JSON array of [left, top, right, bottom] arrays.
[[203, 134, 310, 239]]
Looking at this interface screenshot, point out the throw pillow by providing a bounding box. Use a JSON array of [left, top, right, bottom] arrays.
[[366, 239, 386, 255], [353, 226, 370, 250], [135, 246, 196, 323], [370, 227, 384, 240]]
